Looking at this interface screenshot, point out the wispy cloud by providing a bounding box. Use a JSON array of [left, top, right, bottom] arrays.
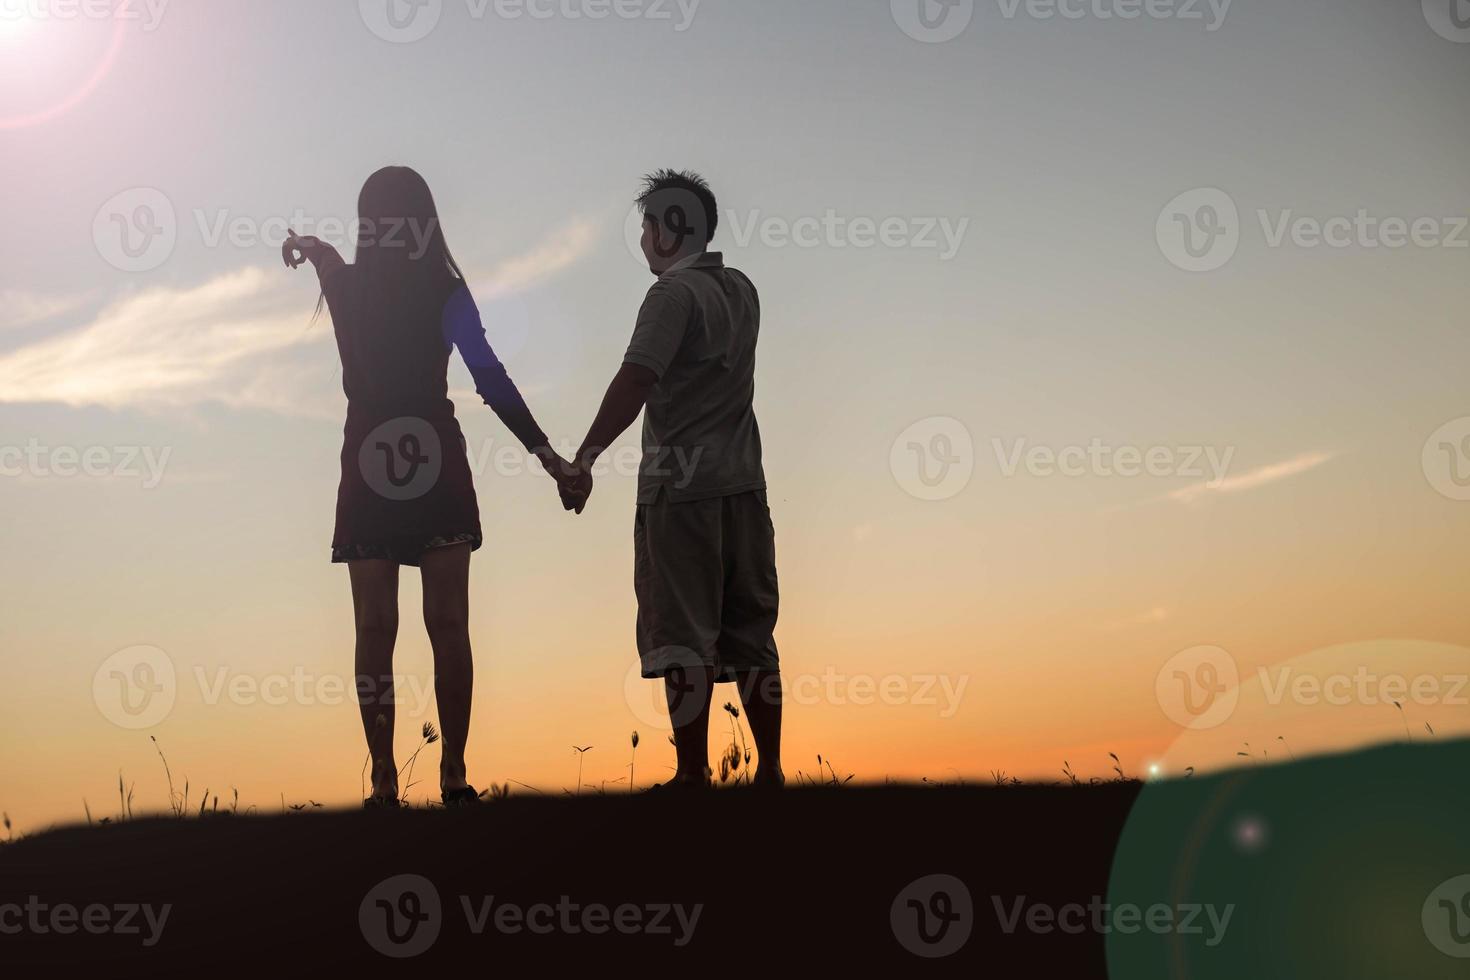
[[475, 218, 597, 300], [1165, 450, 1338, 505], [0, 290, 89, 332], [0, 219, 596, 416]]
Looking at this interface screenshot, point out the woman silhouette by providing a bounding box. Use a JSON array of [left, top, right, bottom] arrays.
[[284, 166, 576, 807]]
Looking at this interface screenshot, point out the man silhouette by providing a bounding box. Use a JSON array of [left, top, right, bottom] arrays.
[[565, 170, 783, 790]]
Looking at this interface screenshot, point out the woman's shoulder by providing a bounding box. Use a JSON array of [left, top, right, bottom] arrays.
[[440, 276, 475, 316]]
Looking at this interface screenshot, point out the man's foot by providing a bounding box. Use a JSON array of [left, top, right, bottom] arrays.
[[363, 795, 401, 809], [646, 773, 712, 795]]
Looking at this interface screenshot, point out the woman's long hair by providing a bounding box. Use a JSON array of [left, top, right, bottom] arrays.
[[315, 166, 464, 327], [355, 165, 464, 314]]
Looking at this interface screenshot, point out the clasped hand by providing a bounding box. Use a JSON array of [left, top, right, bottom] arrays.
[[539, 451, 593, 515]]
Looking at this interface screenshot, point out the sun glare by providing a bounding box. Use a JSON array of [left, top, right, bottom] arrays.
[[0, 10, 36, 41]]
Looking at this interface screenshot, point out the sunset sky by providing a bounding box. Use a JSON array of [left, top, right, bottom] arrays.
[[2, 0, 1468, 830]]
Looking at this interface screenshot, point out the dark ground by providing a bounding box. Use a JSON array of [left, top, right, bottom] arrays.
[[1, 740, 1466, 975]]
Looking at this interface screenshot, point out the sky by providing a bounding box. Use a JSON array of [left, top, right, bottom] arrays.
[[1, 0, 1468, 829]]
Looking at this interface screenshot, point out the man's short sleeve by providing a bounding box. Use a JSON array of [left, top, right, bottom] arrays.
[[624, 279, 691, 379]]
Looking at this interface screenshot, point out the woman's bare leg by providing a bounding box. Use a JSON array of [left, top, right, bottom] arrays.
[[349, 559, 401, 800], [421, 543, 474, 794]]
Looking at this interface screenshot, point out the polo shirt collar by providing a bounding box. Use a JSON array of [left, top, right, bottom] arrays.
[[665, 251, 724, 275]]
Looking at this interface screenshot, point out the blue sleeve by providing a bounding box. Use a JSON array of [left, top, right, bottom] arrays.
[[441, 283, 549, 453]]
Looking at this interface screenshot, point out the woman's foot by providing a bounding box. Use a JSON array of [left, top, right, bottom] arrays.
[[750, 768, 786, 791], [369, 758, 399, 803], [441, 785, 481, 807]]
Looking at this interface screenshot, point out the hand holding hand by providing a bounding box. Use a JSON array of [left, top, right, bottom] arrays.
[[538, 450, 593, 515]]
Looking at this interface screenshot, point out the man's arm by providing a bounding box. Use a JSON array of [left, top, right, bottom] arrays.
[[563, 362, 659, 513]]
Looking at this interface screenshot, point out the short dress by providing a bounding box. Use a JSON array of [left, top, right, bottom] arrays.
[[319, 259, 538, 567]]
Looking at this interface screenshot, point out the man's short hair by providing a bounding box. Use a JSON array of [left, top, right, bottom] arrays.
[[636, 169, 719, 245]]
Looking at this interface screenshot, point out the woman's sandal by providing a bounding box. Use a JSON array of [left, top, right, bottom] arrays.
[[441, 786, 481, 808]]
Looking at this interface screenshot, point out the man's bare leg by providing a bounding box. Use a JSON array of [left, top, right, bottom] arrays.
[[736, 670, 784, 786]]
